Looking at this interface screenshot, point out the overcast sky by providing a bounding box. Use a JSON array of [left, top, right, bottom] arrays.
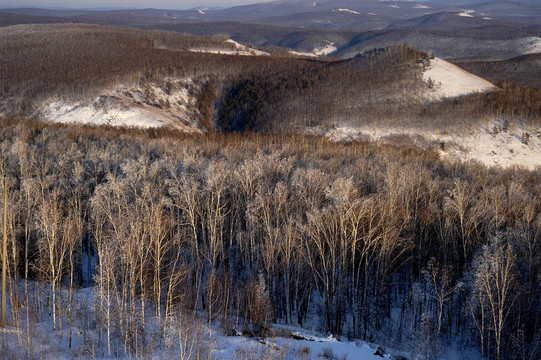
[[0, 0, 275, 10]]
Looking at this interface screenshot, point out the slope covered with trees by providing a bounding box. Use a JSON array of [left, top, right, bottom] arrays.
[[0, 118, 539, 359], [1, 20, 541, 359], [2, 24, 541, 136]]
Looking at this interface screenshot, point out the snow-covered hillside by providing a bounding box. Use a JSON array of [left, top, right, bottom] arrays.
[[521, 36, 541, 54], [313, 41, 337, 56], [288, 49, 318, 57], [321, 123, 541, 170], [42, 80, 202, 132], [423, 57, 498, 99], [191, 39, 270, 56]]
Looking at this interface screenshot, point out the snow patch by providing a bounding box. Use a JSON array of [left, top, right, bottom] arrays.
[[198, 9, 206, 15], [42, 81, 202, 132], [288, 50, 318, 58], [320, 125, 541, 170], [453, 125, 541, 169], [291, 332, 340, 342], [521, 37, 541, 55], [333, 8, 361, 15], [483, 17, 492, 20], [313, 41, 337, 56], [226, 39, 270, 56], [423, 57, 498, 99], [368, 13, 377, 16], [457, 9, 475, 17], [389, 5, 399, 8], [413, 4, 430, 9], [191, 39, 270, 56]]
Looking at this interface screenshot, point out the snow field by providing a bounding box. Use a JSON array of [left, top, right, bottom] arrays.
[[333, 9, 361, 15], [0, 282, 400, 360], [42, 80, 202, 132], [457, 10, 474, 18], [191, 39, 270, 57], [313, 41, 337, 56], [321, 123, 541, 170], [521, 37, 541, 55], [423, 57, 498, 99]]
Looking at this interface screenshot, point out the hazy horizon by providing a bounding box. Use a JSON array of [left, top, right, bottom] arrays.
[[0, 0, 276, 10]]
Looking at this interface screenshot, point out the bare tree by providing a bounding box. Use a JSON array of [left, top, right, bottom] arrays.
[[445, 180, 487, 262], [1, 175, 7, 329], [423, 258, 461, 334], [472, 241, 520, 359], [36, 189, 69, 331]]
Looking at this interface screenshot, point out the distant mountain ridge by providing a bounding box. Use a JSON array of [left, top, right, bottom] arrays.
[[2, 0, 540, 30], [0, 0, 540, 64]]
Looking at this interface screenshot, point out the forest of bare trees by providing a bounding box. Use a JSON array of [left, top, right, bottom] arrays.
[[0, 118, 539, 359], [3, 25, 541, 136], [1, 21, 541, 359]]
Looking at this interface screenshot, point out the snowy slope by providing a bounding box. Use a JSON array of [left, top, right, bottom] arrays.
[[191, 39, 270, 56], [321, 123, 541, 170], [42, 81, 202, 132], [423, 57, 498, 99], [313, 40, 337, 56], [521, 36, 541, 55]]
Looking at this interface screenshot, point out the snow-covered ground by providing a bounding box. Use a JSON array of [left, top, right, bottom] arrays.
[[457, 9, 475, 17], [521, 37, 541, 55], [191, 39, 270, 56], [0, 283, 404, 360], [288, 41, 338, 57], [333, 8, 361, 15], [440, 124, 541, 169], [225, 39, 270, 56], [42, 80, 202, 132], [213, 330, 398, 360], [423, 57, 498, 99], [313, 41, 337, 56], [288, 50, 318, 58], [320, 123, 541, 170]]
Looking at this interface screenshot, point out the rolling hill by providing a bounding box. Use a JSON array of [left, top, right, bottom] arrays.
[[1, 1, 540, 62]]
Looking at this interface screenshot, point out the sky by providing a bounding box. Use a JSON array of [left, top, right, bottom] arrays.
[[0, 0, 276, 10]]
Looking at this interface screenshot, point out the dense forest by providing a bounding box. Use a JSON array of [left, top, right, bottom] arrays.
[[0, 118, 539, 359]]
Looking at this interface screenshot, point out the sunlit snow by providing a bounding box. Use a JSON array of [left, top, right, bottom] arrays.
[[423, 57, 498, 99]]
